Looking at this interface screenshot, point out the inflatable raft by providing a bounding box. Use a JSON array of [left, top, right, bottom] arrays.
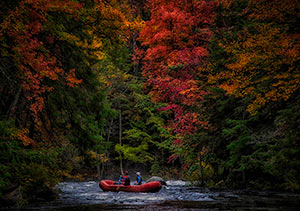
[[99, 180, 162, 193]]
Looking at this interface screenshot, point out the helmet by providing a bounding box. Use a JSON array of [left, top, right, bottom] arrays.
[[125, 171, 128, 174], [136, 172, 140, 175]]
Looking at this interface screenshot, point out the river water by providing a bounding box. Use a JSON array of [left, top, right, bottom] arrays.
[[14, 180, 300, 210]]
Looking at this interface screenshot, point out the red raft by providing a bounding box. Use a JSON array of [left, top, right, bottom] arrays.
[[99, 180, 162, 193]]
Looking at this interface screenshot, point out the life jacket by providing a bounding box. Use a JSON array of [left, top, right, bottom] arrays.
[[136, 175, 142, 185], [117, 176, 123, 185], [122, 175, 130, 185]]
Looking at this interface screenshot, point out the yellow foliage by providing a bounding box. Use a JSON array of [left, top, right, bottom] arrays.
[[61, 0, 144, 62], [248, 0, 300, 23], [88, 151, 109, 163], [61, 32, 80, 43], [11, 128, 35, 146], [216, 24, 300, 114], [62, 171, 84, 181], [218, 0, 234, 8]]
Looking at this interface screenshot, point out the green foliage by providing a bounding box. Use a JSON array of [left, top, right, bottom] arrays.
[[115, 142, 153, 163], [201, 85, 300, 190], [124, 127, 151, 143], [0, 121, 64, 203], [204, 0, 300, 190], [116, 82, 174, 166], [130, 85, 174, 157], [222, 119, 253, 170], [150, 159, 160, 175]]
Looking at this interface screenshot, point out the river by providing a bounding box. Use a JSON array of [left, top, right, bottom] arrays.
[[9, 180, 300, 210]]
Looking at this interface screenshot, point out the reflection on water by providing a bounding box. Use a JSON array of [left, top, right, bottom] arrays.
[[17, 180, 300, 210]]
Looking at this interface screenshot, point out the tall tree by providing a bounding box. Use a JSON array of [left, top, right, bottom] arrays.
[[137, 0, 215, 164]]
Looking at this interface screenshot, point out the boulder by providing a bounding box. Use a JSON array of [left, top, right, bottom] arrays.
[[146, 176, 167, 185]]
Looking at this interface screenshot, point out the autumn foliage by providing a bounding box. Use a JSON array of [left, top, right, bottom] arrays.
[[1, 0, 300, 204], [1, 0, 83, 124], [209, 0, 300, 114], [138, 0, 215, 139]]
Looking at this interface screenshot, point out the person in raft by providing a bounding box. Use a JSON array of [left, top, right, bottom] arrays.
[[117, 174, 123, 185], [136, 172, 142, 185], [122, 171, 130, 185]]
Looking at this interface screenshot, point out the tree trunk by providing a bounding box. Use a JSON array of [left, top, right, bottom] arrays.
[[8, 86, 21, 120], [98, 119, 113, 180], [97, 163, 105, 180], [100, 163, 105, 178], [106, 119, 113, 160], [199, 155, 204, 186], [97, 164, 101, 180], [132, 32, 138, 75], [119, 111, 124, 175]]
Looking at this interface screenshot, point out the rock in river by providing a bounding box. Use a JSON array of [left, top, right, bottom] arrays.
[[146, 176, 167, 185]]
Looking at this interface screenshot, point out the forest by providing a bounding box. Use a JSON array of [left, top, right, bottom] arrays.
[[1, 0, 300, 206]]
